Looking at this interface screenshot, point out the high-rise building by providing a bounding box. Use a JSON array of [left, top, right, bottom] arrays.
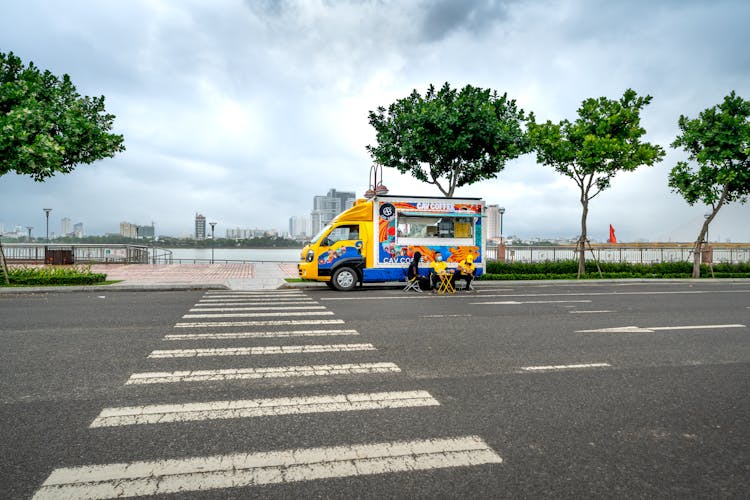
[[61, 217, 73, 237], [195, 213, 206, 240], [310, 188, 355, 235], [486, 205, 500, 240], [137, 224, 155, 238], [289, 216, 312, 239], [119, 221, 138, 239], [73, 223, 84, 238]]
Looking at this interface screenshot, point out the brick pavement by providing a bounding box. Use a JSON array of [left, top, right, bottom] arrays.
[[85, 263, 299, 290]]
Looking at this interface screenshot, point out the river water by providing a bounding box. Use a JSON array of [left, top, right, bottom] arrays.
[[160, 247, 302, 263]]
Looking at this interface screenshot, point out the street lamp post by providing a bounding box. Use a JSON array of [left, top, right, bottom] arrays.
[[26, 226, 33, 242], [499, 207, 505, 240], [498, 207, 506, 262], [43, 208, 52, 242], [209, 222, 217, 264]]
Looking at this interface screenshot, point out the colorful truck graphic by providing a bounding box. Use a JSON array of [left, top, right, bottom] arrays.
[[298, 195, 486, 291]]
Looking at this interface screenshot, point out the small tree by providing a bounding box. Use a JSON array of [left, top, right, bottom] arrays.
[[0, 51, 125, 283], [367, 82, 529, 197], [668, 91, 750, 278], [1, 51, 125, 180], [528, 89, 665, 277]]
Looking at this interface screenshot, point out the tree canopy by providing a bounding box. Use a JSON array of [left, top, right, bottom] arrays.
[[527, 88, 665, 276], [367, 82, 529, 197], [668, 90, 750, 277], [0, 51, 125, 181]]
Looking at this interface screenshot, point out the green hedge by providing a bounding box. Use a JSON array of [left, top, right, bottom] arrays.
[[2, 265, 108, 286], [481, 259, 750, 280]]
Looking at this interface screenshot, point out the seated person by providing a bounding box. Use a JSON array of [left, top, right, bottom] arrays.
[[407, 251, 429, 289], [429, 251, 450, 290], [456, 253, 477, 290]]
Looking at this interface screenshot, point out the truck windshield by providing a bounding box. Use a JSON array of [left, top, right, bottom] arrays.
[[310, 225, 331, 245]]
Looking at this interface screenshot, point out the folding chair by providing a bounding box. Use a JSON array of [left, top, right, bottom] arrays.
[[403, 275, 422, 292]]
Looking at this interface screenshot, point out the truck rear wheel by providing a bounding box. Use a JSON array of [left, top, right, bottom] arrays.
[[331, 267, 358, 291]]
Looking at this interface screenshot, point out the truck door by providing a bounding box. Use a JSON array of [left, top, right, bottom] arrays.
[[317, 224, 365, 278]]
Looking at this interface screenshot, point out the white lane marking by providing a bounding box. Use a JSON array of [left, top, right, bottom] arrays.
[[182, 311, 334, 319], [471, 300, 592, 305], [90, 390, 439, 427], [569, 310, 613, 314], [164, 330, 359, 340], [188, 306, 325, 312], [521, 363, 611, 371], [322, 289, 750, 301], [126, 362, 401, 384], [577, 323, 746, 333], [32, 436, 501, 499], [175, 319, 345, 328], [148, 343, 376, 358]]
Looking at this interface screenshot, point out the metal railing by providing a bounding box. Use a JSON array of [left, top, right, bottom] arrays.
[[486, 243, 750, 264], [0, 243, 151, 264]]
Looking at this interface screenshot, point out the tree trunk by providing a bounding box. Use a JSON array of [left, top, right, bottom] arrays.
[[691, 224, 707, 279], [578, 198, 588, 278], [692, 185, 728, 278], [0, 241, 9, 285]]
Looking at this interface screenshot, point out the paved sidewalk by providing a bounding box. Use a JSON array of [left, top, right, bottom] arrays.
[[86, 263, 299, 290], [0, 263, 300, 293]]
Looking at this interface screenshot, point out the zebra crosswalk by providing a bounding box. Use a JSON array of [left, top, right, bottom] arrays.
[[32, 289, 503, 498]]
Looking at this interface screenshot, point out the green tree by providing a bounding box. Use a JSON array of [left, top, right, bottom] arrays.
[[0, 51, 125, 180], [367, 82, 529, 197], [528, 89, 665, 277], [0, 51, 125, 282], [668, 91, 750, 278]]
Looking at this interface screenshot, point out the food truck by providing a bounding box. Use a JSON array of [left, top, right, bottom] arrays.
[[298, 195, 486, 290]]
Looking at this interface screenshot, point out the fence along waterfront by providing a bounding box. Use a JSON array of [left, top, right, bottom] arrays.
[[486, 243, 750, 264]]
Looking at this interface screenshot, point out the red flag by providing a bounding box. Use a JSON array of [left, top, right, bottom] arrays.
[[608, 224, 617, 244]]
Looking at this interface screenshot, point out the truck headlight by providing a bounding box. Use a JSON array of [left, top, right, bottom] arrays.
[[306, 250, 314, 262]]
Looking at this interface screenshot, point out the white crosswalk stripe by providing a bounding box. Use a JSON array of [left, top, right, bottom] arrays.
[[188, 305, 325, 312], [90, 390, 440, 427], [182, 311, 334, 318], [126, 362, 402, 384], [175, 319, 345, 328], [148, 343, 377, 358], [32, 436, 501, 499], [164, 329, 360, 340], [194, 300, 316, 306]]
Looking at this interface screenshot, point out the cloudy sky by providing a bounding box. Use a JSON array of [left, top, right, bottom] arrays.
[[1, 0, 749, 242]]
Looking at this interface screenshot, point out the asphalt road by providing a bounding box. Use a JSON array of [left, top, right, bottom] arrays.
[[1, 281, 748, 498]]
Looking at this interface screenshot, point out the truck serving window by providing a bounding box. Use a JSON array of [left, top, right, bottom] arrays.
[[397, 216, 474, 241]]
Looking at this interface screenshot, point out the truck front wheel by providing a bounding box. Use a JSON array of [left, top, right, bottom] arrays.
[[331, 267, 358, 291]]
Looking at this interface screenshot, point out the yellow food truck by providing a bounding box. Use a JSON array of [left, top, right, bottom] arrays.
[[298, 195, 486, 290]]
